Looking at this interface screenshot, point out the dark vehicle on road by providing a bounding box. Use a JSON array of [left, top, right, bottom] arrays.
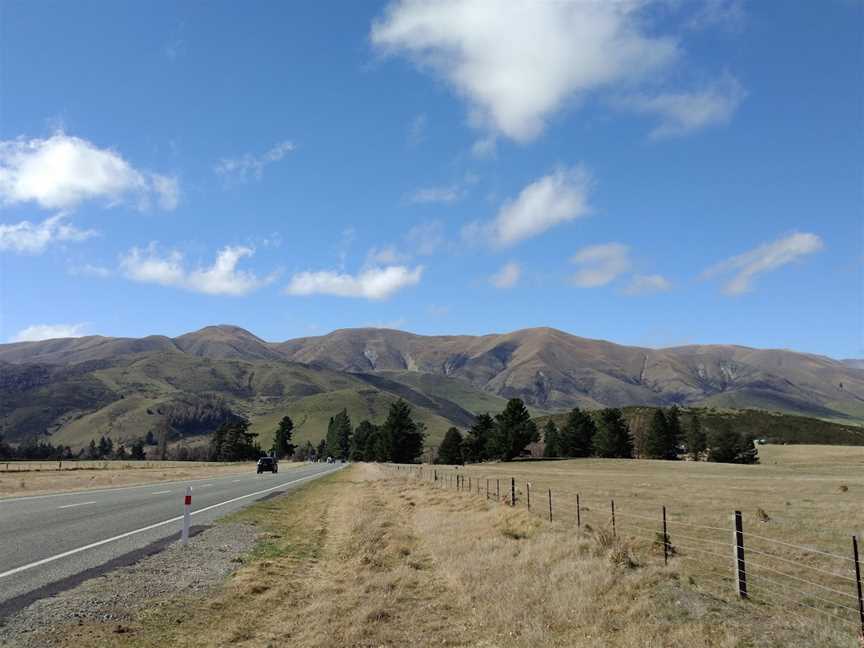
[[257, 456, 278, 474]]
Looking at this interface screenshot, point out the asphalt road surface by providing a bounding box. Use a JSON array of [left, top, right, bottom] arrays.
[[0, 462, 342, 617]]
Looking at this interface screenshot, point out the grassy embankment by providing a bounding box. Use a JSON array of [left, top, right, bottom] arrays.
[[44, 452, 860, 647]]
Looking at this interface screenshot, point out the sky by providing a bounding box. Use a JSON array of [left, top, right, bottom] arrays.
[[0, 0, 861, 358]]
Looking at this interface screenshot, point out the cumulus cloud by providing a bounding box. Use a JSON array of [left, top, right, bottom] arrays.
[[702, 232, 824, 295], [120, 244, 271, 296], [371, 0, 678, 142], [285, 265, 423, 300], [11, 323, 88, 342], [366, 245, 409, 265], [0, 132, 178, 211], [489, 262, 521, 289], [0, 214, 96, 254], [464, 167, 591, 248], [570, 243, 631, 288], [619, 74, 746, 139], [215, 140, 295, 182], [624, 273, 672, 295]]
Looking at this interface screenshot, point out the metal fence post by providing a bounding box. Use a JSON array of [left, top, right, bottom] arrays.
[[576, 493, 581, 528], [548, 489, 552, 522], [527, 482, 531, 511], [511, 477, 515, 506], [497, 479, 500, 500], [853, 535, 864, 637], [733, 511, 748, 599], [611, 499, 616, 538]]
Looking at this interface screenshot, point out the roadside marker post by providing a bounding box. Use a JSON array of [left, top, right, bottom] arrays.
[[181, 486, 192, 546]]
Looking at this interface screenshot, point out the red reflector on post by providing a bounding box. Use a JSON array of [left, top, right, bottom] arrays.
[[184, 495, 192, 506]]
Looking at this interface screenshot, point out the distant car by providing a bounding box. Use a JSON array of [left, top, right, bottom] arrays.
[[257, 456, 278, 474]]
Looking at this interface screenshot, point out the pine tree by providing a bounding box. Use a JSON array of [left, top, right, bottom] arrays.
[[686, 413, 707, 460], [350, 420, 376, 461], [592, 408, 633, 458], [489, 398, 539, 461], [542, 420, 560, 458], [666, 406, 683, 457], [333, 410, 352, 460], [463, 413, 494, 463], [87, 439, 99, 460], [144, 430, 157, 446], [707, 425, 759, 464], [114, 444, 128, 460], [558, 408, 596, 457], [437, 428, 464, 464], [644, 409, 671, 459], [383, 399, 425, 463], [316, 438, 327, 461], [271, 416, 296, 459], [130, 440, 146, 460], [366, 426, 390, 462]]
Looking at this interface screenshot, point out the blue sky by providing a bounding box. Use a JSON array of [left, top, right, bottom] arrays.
[[1, 0, 861, 358]]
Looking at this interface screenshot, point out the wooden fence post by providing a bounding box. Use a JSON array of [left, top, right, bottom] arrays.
[[852, 535, 864, 637], [733, 511, 748, 599], [662, 505, 669, 566]]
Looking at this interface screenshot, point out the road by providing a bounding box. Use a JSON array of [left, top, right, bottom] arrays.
[[0, 462, 342, 617]]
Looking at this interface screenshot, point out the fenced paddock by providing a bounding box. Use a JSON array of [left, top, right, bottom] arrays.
[[384, 445, 864, 643]]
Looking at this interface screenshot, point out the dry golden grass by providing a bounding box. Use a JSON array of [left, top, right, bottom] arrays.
[[48, 461, 859, 647], [0, 460, 262, 497]]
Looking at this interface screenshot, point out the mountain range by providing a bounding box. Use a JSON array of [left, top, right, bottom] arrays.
[[2, 325, 863, 449]]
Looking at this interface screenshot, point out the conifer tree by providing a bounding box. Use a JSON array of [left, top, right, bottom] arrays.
[[463, 413, 494, 462], [686, 413, 707, 460], [383, 399, 425, 463], [558, 407, 596, 457], [437, 427, 464, 464], [592, 408, 633, 458], [271, 415, 296, 459], [489, 398, 539, 461], [542, 419, 560, 458]]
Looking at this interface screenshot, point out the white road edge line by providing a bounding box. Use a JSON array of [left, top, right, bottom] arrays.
[[151, 491, 171, 495], [57, 501, 96, 509], [0, 466, 342, 581]]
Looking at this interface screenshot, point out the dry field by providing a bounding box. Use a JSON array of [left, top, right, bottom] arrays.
[[422, 444, 864, 641], [0, 461, 261, 498], [35, 461, 860, 647]]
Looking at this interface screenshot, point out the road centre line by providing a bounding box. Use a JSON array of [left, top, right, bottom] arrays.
[[57, 501, 96, 509], [0, 467, 342, 581]]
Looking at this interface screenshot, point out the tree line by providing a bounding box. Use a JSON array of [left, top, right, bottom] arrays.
[[436, 400, 758, 465]]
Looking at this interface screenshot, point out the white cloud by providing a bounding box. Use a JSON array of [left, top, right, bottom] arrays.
[[367, 318, 408, 330], [489, 262, 521, 289], [120, 244, 271, 296], [465, 166, 592, 247], [407, 185, 463, 205], [69, 263, 112, 278], [570, 243, 631, 288], [619, 74, 746, 139], [0, 132, 178, 211], [366, 245, 409, 265], [371, 0, 678, 142], [215, 140, 295, 182], [285, 265, 423, 300], [624, 274, 672, 295], [702, 232, 824, 295], [0, 214, 96, 254], [11, 323, 88, 342]]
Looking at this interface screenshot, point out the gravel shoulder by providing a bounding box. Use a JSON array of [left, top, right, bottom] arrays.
[[0, 522, 260, 648]]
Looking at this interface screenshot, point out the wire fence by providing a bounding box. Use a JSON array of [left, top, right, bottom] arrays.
[[0, 460, 249, 473], [383, 463, 864, 640]]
